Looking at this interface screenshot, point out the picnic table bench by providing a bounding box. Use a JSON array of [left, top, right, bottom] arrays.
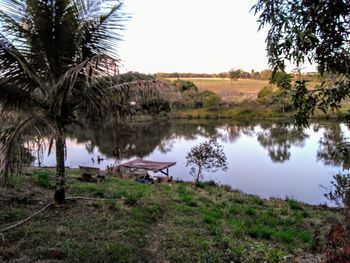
[[117, 159, 176, 183]]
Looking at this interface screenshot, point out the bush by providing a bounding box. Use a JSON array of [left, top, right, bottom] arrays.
[[173, 80, 198, 93], [203, 93, 221, 110], [257, 85, 293, 112], [33, 170, 52, 188], [257, 85, 275, 105], [181, 90, 220, 109]]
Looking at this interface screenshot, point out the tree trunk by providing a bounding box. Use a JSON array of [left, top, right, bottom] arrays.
[[54, 135, 65, 204], [345, 187, 350, 243], [196, 166, 202, 184]]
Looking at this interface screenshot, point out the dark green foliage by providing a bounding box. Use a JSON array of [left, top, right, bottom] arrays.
[[270, 71, 292, 90], [324, 173, 350, 206], [180, 89, 220, 109], [253, 0, 350, 74], [253, 0, 350, 126], [229, 69, 242, 81], [173, 80, 198, 93], [171, 79, 221, 110], [258, 70, 293, 112], [257, 85, 293, 112]]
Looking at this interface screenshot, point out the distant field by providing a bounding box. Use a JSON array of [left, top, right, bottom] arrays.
[[166, 78, 269, 101]]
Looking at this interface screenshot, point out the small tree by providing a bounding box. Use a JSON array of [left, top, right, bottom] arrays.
[[186, 139, 227, 183], [218, 72, 226, 80], [229, 69, 241, 82]]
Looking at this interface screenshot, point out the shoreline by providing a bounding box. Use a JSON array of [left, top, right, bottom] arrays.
[[28, 167, 342, 210]]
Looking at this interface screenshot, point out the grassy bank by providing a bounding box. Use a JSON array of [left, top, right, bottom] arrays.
[[0, 169, 342, 262], [171, 105, 288, 120], [170, 104, 348, 120]]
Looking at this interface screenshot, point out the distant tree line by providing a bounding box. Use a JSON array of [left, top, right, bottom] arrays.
[[155, 70, 319, 81]]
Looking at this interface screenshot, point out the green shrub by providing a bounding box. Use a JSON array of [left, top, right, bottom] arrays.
[[257, 85, 275, 104], [203, 93, 221, 110], [181, 90, 220, 109], [173, 80, 198, 93], [33, 170, 52, 188]]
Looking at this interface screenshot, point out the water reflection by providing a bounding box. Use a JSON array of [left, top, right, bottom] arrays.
[[34, 119, 350, 204], [257, 123, 308, 163], [68, 120, 172, 159], [317, 122, 350, 169]]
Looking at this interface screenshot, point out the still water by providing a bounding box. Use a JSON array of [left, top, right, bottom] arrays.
[[38, 119, 350, 205]]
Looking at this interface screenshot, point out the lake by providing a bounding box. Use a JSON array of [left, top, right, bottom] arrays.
[[37, 119, 350, 205]]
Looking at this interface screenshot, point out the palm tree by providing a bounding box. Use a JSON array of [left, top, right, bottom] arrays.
[[0, 0, 164, 204]]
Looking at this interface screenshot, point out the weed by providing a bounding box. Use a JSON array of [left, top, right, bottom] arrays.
[[177, 186, 198, 207], [251, 195, 264, 206], [288, 199, 303, 211], [33, 170, 52, 188], [245, 207, 257, 216], [124, 193, 139, 206], [1, 208, 25, 222]]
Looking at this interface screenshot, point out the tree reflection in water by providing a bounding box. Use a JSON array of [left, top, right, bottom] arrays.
[[257, 122, 308, 163], [317, 122, 350, 170], [65, 120, 350, 167]]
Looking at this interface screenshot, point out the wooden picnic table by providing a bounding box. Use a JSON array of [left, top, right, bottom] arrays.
[[118, 158, 176, 176]]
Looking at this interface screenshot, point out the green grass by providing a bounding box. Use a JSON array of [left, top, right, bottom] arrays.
[[171, 101, 289, 120], [33, 169, 54, 188], [0, 172, 343, 262]]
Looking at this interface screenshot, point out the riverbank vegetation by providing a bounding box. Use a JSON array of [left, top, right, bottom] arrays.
[[113, 69, 350, 122], [0, 169, 343, 262], [160, 75, 350, 121]]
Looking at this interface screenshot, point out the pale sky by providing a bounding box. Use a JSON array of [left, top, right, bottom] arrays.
[[117, 0, 314, 74]]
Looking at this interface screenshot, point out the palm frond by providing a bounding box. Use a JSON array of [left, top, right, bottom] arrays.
[[83, 77, 171, 118], [0, 113, 57, 182], [0, 0, 26, 23], [0, 81, 47, 111], [0, 32, 48, 97], [74, 0, 127, 61]]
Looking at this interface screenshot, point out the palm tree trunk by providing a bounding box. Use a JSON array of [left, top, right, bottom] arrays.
[[345, 188, 350, 243], [54, 135, 65, 204]]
